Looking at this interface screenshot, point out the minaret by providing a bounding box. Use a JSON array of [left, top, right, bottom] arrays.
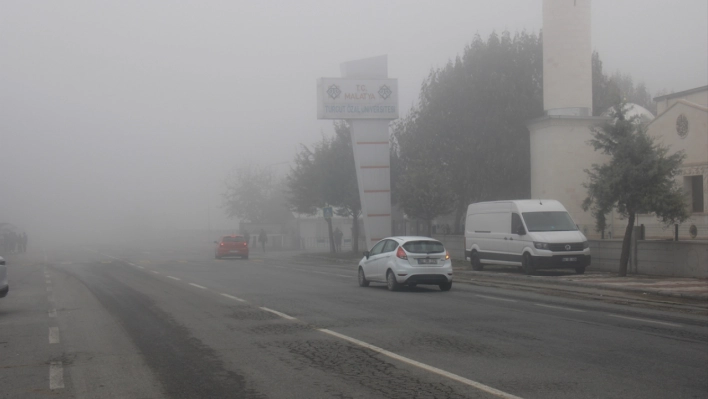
[[543, 0, 593, 115], [527, 0, 608, 236]]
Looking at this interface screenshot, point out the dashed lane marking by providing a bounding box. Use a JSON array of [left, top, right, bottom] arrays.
[[220, 293, 246, 302], [534, 303, 585, 312], [150, 271, 159, 274], [136, 265, 145, 269], [607, 314, 682, 327], [49, 327, 60, 344], [319, 328, 523, 399], [260, 307, 297, 320], [178, 260, 187, 263], [167, 276, 181, 281], [476, 294, 517, 303], [48, 309, 57, 318], [189, 283, 207, 290], [49, 362, 65, 390]]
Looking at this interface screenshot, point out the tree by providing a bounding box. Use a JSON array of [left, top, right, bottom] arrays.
[[582, 103, 689, 276], [395, 156, 455, 236], [222, 165, 275, 223], [394, 31, 543, 231], [285, 122, 362, 253]]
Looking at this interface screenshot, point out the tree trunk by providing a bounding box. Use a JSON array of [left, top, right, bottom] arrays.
[[351, 212, 359, 253], [326, 218, 335, 253], [619, 211, 635, 277]]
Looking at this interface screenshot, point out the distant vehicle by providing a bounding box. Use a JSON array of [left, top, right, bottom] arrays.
[[464, 200, 591, 275], [214, 235, 249, 259], [0, 256, 8, 298], [358, 236, 453, 292]]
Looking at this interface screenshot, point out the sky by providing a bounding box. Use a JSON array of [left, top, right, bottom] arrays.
[[1, 0, 706, 242]]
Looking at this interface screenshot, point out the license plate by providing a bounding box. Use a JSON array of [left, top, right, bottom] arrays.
[[417, 258, 437, 265], [562, 257, 577, 262], [230, 250, 240, 253]]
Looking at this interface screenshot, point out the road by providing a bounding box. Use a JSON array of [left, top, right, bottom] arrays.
[[1, 244, 707, 399]]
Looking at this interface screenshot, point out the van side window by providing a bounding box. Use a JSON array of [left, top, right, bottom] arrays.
[[511, 213, 523, 234]]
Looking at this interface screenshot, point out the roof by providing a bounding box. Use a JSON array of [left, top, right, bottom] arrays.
[[653, 85, 708, 102]]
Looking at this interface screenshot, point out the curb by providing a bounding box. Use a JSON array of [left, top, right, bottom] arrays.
[[454, 270, 708, 301]]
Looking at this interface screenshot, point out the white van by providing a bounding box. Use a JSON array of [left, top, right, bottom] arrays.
[[464, 200, 590, 274]]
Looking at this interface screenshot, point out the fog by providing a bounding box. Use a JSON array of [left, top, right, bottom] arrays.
[[1, 1, 706, 248]]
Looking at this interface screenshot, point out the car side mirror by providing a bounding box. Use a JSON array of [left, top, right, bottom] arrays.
[[363, 251, 370, 259], [516, 226, 526, 235]]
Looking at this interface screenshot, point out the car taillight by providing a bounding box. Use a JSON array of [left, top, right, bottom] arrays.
[[220, 242, 224, 246], [396, 247, 407, 260], [445, 250, 450, 260], [243, 242, 248, 246]]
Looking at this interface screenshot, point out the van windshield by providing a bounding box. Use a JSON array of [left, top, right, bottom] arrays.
[[522, 212, 577, 232]]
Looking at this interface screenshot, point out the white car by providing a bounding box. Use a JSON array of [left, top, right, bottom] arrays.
[[358, 237, 453, 291], [0, 256, 8, 298]]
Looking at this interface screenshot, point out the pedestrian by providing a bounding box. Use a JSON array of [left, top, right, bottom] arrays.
[[258, 229, 268, 253], [334, 228, 343, 252]]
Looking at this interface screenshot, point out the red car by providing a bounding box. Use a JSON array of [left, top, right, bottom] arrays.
[[214, 235, 249, 259]]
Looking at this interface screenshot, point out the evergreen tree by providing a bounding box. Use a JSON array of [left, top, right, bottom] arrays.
[[582, 103, 688, 276]]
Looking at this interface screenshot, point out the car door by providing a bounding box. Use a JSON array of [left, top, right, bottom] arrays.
[[363, 240, 387, 281], [376, 240, 399, 277]]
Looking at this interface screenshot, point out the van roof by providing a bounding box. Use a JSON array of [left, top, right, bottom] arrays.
[[467, 199, 567, 213]]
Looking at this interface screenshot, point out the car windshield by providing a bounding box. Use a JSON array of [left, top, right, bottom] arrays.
[[222, 236, 244, 242], [403, 240, 444, 254], [522, 211, 578, 232]]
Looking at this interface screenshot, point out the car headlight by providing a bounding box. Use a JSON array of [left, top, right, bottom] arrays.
[[534, 242, 550, 250], [582, 241, 590, 249]]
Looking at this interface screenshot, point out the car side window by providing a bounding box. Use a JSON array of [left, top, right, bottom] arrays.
[[369, 241, 386, 256], [382, 240, 398, 253], [511, 213, 523, 234]]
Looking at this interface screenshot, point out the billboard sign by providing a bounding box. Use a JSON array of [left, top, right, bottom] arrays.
[[317, 78, 398, 119]]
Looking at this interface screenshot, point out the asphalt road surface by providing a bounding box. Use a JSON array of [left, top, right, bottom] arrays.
[[1, 244, 707, 399]]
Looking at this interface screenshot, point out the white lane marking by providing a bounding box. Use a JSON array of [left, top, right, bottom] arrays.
[[151, 271, 159, 274], [189, 283, 207, 290], [260, 307, 297, 320], [293, 268, 353, 278], [476, 294, 517, 302], [319, 328, 522, 399], [137, 265, 145, 269], [49, 362, 65, 390], [48, 309, 57, 318], [49, 327, 60, 344], [534, 303, 586, 312], [607, 314, 682, 327], [46, 286, 53, 293], [167, 276, 181, 281], [220, 293, 246, 302]]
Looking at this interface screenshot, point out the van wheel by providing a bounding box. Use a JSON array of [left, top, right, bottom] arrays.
[[439, 282, 452, 291], [470, 251, 483, 271], [575, 266, 586, 275], [386, 270, 400, 291], [523, 253, 535, 275], [358, 267, 370, 287]]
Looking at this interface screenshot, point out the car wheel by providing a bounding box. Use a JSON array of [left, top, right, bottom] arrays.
[[243, 255, 249, 260], [575, 266, 585, 274], [471, 251, 483, 271], [386, 270, 400, 292], [215, 254, 221, 259], [439, 282, 452, 291], [523, 253, 535, 275], [358, 267, 370, 287]]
